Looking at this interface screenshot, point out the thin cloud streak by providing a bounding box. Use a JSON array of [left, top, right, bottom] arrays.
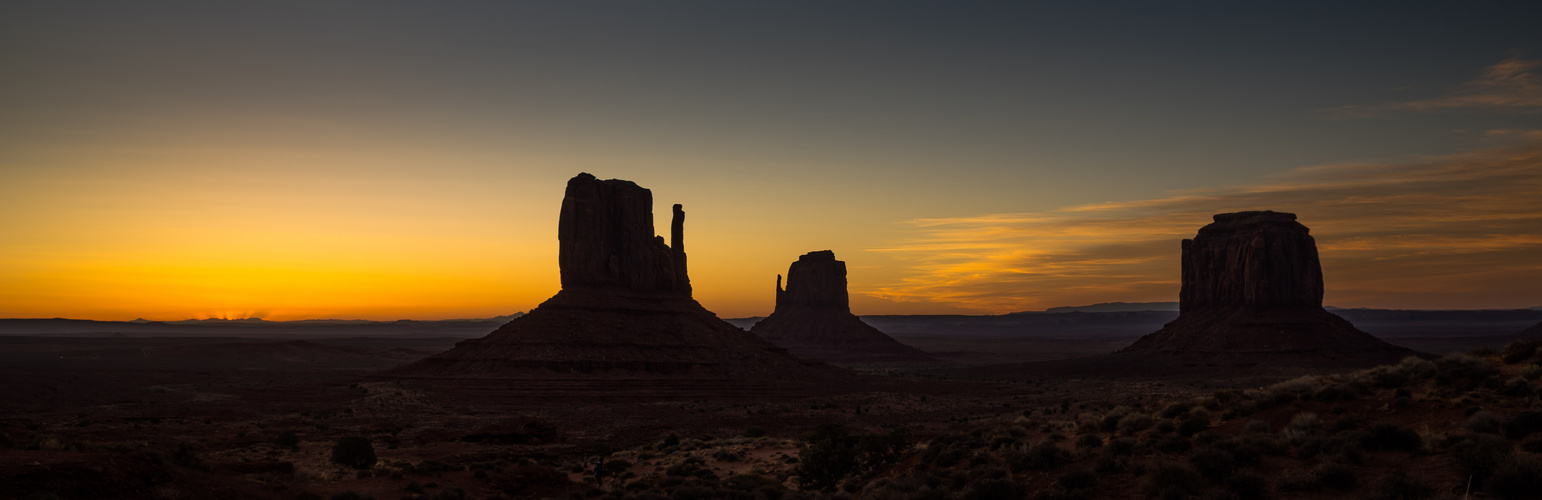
[[864, 133, 1542, 312], [1324, 57, 1542, 117]]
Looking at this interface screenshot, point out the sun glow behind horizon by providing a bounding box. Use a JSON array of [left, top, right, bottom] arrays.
[[3, 3, 1539, 320]]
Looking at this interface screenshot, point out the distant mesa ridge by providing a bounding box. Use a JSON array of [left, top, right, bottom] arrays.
[[751, 250, 937, 364], [379, 173, 851, 395], [1120, 210, 1413, 361]]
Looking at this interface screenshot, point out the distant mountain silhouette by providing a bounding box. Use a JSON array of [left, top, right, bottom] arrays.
[[1012, 302, 1180, 314]]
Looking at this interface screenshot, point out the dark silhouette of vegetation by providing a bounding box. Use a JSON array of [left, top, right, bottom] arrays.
[[275, 429, 299, 450], [331, 436, 377, 470], [795, 423, 911, 490]]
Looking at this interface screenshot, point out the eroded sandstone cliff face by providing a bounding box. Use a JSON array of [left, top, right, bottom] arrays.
[[753, 251, 936, 364], [558, 173, 690, 295], [382, 174, 851, 396], [774, 251, 849, 313], [1122, 211, 1412, 361], [1178, 211, 1323, 313]]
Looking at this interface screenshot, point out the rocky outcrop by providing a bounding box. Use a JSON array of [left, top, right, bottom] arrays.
[[753, 251, 936, 364], [1121, 211, 1413, 362], [381, 174, 852, 397], [774, 251, 850, 312], [558, 173, 689, 295], [1177, 211, 1323, 312]]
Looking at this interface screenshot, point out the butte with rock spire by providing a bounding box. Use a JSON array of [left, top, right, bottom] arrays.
[[380, 173, 852, 397]]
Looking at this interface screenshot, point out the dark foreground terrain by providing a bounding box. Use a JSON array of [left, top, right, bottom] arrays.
[[3, 321, 1541, 499]]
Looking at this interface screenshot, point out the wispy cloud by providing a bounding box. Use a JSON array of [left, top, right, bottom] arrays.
[[1325, 56, 1542, 117], [862, 132, 1542, 312]]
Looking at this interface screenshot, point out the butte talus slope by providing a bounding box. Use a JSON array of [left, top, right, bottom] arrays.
[[1119, 210, 1413, 363], [381, 173, 852, 396], [750, 251, 937, 364]]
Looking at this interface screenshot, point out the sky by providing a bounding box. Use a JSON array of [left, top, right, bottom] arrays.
[[2, 2, 1540, 320]]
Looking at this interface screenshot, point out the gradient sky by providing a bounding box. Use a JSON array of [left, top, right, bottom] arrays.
[[2, 2, 1540, 320]]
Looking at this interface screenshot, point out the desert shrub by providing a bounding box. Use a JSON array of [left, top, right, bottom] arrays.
[[1314, 383, 1358, 402], [330, 492, 375, 500], [1499, 380, 1534, 401], [722, 473, 779, 491], [711, 448, 743, 462], [1106, 437, 1137, 456], [1503, 410, 1542, 439], [1283, 413, 1321, 443], [666, 457, 706, 477], [414, 459, 457, 474], [1075, 434, 1103, 451], [170, 443, 209, 471], [1008, 441, 1070, 472], [957, 477, 1025, 500], [1152, 420, 1176, 435], [1369, 367, 1408, 389], [1159, 402, 1195, 419], [1329, 415, 1366, 433], [605, 458, 632, 473], [795, 424, 910, 490], [1363, 423, 1423, 452], [1209, 438, 1260, 468], [1487, 454, 1542, 500], [1449, 434, 1513, 488], [1057, 468, 1097, 492], [1500, 340, 1541, 364], [1224, 472, 1267, 500], [1118, 413, 1155, 435], [1467, 410, 1505, 434], [1142, 461, 1204, 499], [275, 430, 300, 450], [331, 436, 377, 470], [1151, 434, 1192, 455], [1188, 447, 1235, 482], [1221, 399, 1259, 420], [1520, 434, 1542, 453], [1370, 472, 1434, 500], [1435, 353, 1500, 388], [1314, 462, 1356, 490], [1243, 420, 1270, 434], [1100, 407, 1129, 432], [663, 433, 680, 447], [429, 488, 467, 500], [1286, 412, 1319, 435], [1177, 410, 1210, 437], [1238, 434, 1287, 457], [1523, 364, 1542, 381], [743, 426, 766, 438]]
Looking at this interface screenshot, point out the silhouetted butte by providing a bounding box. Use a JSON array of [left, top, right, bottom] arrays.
[[751, 251, 936, 364], [1120, 211, 1412, 362], [380, 173, 851, 396]]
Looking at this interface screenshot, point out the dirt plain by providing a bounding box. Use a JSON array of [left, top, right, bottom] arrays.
[[1, 322, 1536, 499]]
